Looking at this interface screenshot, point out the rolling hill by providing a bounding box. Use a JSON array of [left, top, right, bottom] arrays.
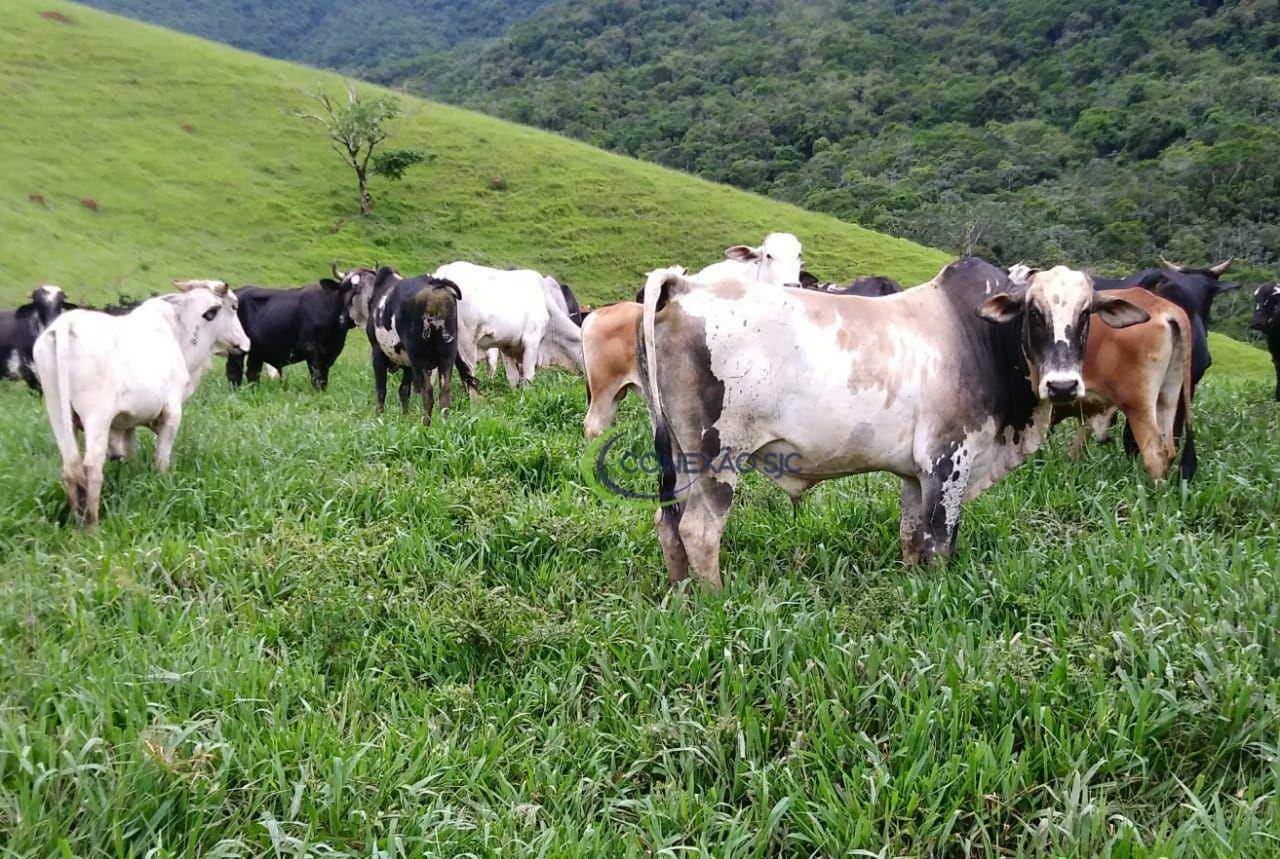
[[0, 0, 946, 310], [1, 0, 1269, 377]]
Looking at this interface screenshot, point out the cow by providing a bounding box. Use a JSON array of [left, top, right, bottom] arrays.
[[347, 266, 479, 422], [432, 261, 584, 386], [583, 301, 644, 439], [1006, 263, 1038, 286], [225, 265, 359, 390], [1056, 288, 1196, 480], [32, 280, 249, 527], [636, 258, 1149, 588], [691, 232, 804, 288], [798, 272, 902, 296], [0, 285, 73, 390], [482, 274, 587, 377], [1251, 283, 1280, 401]]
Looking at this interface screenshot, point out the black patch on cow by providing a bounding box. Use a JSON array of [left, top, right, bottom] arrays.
[[940, 257, 1039, 434], [0, 287, 71, 390], [1252, 283, 1280, 401], [825, 275, 903, 297]]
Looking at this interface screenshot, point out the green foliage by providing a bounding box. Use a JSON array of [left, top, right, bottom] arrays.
[[372, 146, 431, 181]]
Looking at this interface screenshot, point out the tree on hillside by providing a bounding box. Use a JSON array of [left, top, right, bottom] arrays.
[[299, 84, 428, 214]]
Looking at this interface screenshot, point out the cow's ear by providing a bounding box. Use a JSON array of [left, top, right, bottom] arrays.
[[798, 270, 820, 289], [976, 292, 1025, 324], [319, 278, 341, 291], [61, 302, 78, 311], [724, 245, 759, 262], [14, 304, 36, 320], [209, 281, 229, 297], [172, 279, 196, 292], [1093, 293, 1150, 329], [1213, 280, 1241, 295]]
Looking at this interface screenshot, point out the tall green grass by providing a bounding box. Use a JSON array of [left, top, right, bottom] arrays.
[[3, 1, 1280, 855]]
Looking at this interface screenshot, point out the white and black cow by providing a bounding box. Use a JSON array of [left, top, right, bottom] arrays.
[[226, 265, 359, 390], [691, 232, 804, 288], [637, 258, 1149, 588], [1251, 282, 1280, 402], [348, 266, 479, 420], [0, 286, 74, 390], [433, 261, 584, 386], [32, 280, 249, 527]]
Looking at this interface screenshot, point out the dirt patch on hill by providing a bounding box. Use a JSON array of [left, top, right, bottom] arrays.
[[40, 10, 73, 24]]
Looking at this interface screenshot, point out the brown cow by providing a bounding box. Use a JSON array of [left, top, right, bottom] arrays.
[[1058, 287, 1196, 480], [582, 301, 642, 438]]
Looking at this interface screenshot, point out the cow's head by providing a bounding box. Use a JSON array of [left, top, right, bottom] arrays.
[[335, 265, 382, 327], [1005, 263, 1039, 287], [171, 279, 251, 356], [1153, 258, 1238, 324], [978, 266, 1150, 404], [1252, 283, 1280, 333], [17, 284, 73, 329], [724, 232, 803, 288]]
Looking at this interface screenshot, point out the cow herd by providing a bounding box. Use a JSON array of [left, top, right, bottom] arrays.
[[2, 233, 1276, 587]]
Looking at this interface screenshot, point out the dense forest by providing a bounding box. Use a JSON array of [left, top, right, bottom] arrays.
[[77, 0, 1280, 337], [383, 1, 1279, 268], [78, 0, 555, 68]]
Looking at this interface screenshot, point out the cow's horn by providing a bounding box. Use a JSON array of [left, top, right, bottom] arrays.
[[1158, 257, 1182, 275], [1209, 258, 1234, 277], [331, 261, 342, 280]]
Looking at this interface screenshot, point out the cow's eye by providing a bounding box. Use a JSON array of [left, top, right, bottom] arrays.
[[1029, 306, 1044, 324], [202, 307, 220, 321]]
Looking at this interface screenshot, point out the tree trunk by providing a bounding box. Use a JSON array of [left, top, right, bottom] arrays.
[[357, 167, 371, 215]]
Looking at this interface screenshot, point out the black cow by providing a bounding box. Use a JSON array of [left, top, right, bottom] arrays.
[[0, 286, 73, 390], [348, 266, 479, 424], [225, 266, 358, 390], [1252, 283, 1280, 401], [797, 271, 903, 296], [559, 281, 586, 326]]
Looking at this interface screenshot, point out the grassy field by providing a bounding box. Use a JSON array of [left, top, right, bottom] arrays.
[[4, 1, 1280, 856]]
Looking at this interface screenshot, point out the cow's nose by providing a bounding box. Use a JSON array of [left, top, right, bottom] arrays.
[[1046, 379, 1079, 402]]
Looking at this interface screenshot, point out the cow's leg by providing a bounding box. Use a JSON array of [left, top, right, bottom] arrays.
[[79, 417, 111, 528], [518, 335, 540, 386], [245, 354, 264, 385], [108, 427, 136, 461], [486, 348, 500, 377], [418, 367, 434, 426], [898, 477, 926, 565], [226, 352, 245, 388], [911, 442, 972, 564], [502, 352, 522, 387], [398, 371, 413, 415], [438, 364, 452, 416], [316, 361, 331, 391], [153, 405, 182, 474], [372, 348, 389, 415], [1123, 403, 1171, 481], [307, 357, 325, 391], [676, 473, 736, 590], [584, 382, 629, 440]]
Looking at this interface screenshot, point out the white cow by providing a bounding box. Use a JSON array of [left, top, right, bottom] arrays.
[[691, 232, 804, 288], [33, 280, 250, 527], [433, 261, 583, 386]]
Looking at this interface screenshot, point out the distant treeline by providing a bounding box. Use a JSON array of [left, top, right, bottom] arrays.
[[78, 0, 555, 69]]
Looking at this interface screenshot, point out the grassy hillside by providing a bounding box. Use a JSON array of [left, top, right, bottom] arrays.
[[0, 0, 947, 309], [3, 3, 1280, 856]]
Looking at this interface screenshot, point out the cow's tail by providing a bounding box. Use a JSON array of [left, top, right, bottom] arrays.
[[1170, 312, 1197, 481], [36, 324, 80, 475], [639, 267, 685, 512]]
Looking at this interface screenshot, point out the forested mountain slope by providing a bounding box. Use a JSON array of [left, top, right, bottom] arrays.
[[77, 0, 556, 70], [382, 1, 1280, 288]]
